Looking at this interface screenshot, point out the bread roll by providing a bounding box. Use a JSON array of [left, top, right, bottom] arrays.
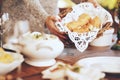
[[78, 13, 91, 26], [66, 13, 91, 31], [66, 13, 101, 33], [90, 16, 101, 28]]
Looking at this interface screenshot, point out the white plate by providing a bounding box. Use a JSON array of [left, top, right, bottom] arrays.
[[75, 56, 120, 73]]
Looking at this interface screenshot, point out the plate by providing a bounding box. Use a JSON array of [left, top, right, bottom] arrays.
[[75, 56, 120, 73]]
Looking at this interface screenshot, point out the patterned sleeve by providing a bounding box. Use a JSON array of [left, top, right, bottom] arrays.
[[23, 0, 59, 29]]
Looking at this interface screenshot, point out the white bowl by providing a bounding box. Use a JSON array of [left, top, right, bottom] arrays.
[[90, 28, 114, 47], [0, 52, 24, 75], [18, 32, 64, 67]]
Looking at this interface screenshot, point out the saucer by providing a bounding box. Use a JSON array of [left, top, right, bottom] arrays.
[[25, 58, 56, 67]]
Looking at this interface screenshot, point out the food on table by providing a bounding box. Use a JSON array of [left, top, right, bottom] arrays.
[[0, 47, 24, 75], [66, 13, 101, 33], [42, 62, 66, 79], [23, 32, 42, 40], [0, 47, 14, 63], [23, 32, 57, 40], [42, 62, 81, 80], [42, 61, 105, 80], [31, 32, 42, 39]]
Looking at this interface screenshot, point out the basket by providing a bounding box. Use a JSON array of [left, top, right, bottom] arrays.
[[56, 2, 113, 52]]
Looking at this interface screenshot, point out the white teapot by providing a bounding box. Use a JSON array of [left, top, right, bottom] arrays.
[[18, 32, 64, 67]]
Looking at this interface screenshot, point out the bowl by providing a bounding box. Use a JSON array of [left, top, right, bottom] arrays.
[[18, 32, 64, 67], [0, 48, 24, 75], [90, 28, 114, 47]]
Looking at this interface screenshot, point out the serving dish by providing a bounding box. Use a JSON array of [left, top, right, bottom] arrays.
[[0, 48, 24, 75], [18, 32, 64, 67]]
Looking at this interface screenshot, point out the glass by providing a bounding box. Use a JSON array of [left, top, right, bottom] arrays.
[[0, 0, 10, 47], [0, 13, 9, 47], [0, 0, 2, 47]]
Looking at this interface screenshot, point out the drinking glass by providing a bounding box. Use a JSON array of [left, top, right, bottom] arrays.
[[0, 13, 9, 47]]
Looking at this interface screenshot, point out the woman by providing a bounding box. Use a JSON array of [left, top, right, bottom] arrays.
[[1, 0, 59, 44]]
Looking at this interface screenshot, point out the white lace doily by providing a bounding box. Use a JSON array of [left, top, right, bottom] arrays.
[[55, 2, 113, 52]]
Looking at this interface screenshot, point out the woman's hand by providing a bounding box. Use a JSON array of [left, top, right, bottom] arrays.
[[45, 16, 72, 45]]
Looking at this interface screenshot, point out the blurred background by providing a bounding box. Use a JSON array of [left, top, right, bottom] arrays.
[[57, 0, 120, 33]]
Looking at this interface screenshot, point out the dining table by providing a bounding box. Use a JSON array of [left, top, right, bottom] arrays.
[[8, 46, 120, 80]]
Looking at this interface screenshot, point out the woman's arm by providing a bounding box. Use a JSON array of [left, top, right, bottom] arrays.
[[23, 0, 48, 27], [23, 0, 59, 30]]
